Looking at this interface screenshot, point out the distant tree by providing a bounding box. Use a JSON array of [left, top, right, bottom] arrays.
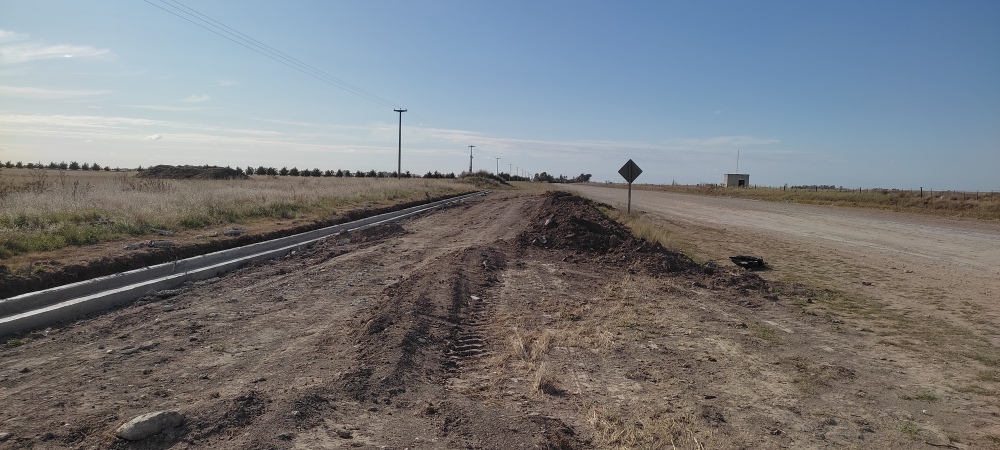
[[366, 169, 377, 178], [323, 169, 334, 177], [446, 172, 456, 179], [279, 167, 289, 176], [244, 166, 254, 175], [137, 165, 144, 172], [91, 163, 102, 171], [255, 166, 266, 176], [15, 161, 23, 168], [58, 161, 68, 170], [289, 167, 300, 176], [335, 169, 344, 177], [68, 161, 79, 170], [25, 162, 35, 169], [266, 167, 277, 176], [81, 162, 91, 170], [104, 166, 111, 171], [3, 161, 11, 168], [354, 170, 365, 178], [234, 167, 245, 176], [311, 168, 322, 177], [47, 162, 57, 169]]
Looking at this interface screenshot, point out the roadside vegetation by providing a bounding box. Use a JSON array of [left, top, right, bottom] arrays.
[[0, 167, 475, 259], [597, 183, 1000, 220]]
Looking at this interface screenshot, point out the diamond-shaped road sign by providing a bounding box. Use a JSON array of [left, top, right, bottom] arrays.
[[618, 159, 642, 184]]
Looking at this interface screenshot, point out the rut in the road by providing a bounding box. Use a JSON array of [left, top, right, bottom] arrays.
[[444, 247, 505, 373], [340, 244, 507, 403]]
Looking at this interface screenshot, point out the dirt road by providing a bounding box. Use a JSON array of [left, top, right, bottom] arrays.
[[566, 184, 1000, 335], [2, 190, 999, 449]]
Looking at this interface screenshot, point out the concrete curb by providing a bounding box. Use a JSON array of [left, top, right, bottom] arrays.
[[1, 191, 487, 336]]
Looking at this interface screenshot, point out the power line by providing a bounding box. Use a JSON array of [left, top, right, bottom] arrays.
[[145, 0, 404, 111], [165, 0, 409, 114]]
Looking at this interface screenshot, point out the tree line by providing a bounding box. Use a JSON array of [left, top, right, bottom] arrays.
[[3, 160, 467, 179], [5, 160, 593, 184], [531, 172, 592, 183], [4, 160, 118, 171]]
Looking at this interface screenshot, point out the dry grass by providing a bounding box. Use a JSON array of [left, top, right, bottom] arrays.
[[532, 361, 562, 395], [596, 206, 704, 261], [598, 183, 1000, 220], [0, 168, 474, 259], [586, 406, 711, 450]]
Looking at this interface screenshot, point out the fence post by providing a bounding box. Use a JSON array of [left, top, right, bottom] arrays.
[[920, 187, 923, 198]]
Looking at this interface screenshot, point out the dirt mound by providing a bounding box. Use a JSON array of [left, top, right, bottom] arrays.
[[136, 165, 249, 180], [459, 172, 512, 189], [519, 191, 700, 274]]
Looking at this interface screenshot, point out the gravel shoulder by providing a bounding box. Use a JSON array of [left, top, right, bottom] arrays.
[[1, 189, 998, 449]]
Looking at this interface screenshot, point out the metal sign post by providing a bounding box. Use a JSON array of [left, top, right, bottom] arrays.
[[618, 159, 643, 214]]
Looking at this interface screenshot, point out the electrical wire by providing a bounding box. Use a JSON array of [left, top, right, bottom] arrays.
[[165, 0, 403, 112], [145, 0, 415, 114]]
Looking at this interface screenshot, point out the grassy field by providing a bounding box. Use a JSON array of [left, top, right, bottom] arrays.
[[604, 183, 1000, 220], [0, 168, 475, 259]]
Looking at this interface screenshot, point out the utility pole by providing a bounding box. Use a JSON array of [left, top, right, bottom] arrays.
[[394, 109, 407, 178], [495, 157, 500, 176], [468, 145, 475, 173], [508, 163, 512, 176]]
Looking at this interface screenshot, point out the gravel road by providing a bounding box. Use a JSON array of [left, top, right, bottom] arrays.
[[565, 185, 1000, 274], [565, 184, 1000, 349]]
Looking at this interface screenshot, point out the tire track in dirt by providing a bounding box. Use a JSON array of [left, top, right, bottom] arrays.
[[4, 190, 998, 448]]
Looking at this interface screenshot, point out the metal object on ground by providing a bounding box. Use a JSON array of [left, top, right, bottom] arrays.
[[729, 255, 766, 269]]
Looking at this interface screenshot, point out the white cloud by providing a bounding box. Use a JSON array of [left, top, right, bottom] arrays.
[[668, 136, 780, 147], [120, 104, 204, 112], [0, 29, 113, 64], [0, 29, 29, 43], [0, 85, 112, 99], [180, 94, 210, 103], [216, 79, 239, 87], [147, 134, 162, 140], [0, 40, 113, 64]]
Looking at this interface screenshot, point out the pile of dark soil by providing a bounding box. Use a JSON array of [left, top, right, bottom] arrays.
[[518, 191, 701, 275], [136, 165, 249, 180], [459, 172, 511, 189]]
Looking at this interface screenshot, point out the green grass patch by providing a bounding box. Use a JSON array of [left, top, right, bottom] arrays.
[[966, 350, 1000, 367], [952, 384, 994, 396], [898, 421, 920, 439], [977, 371, 1000, 382], [751, 324, 782, 345]]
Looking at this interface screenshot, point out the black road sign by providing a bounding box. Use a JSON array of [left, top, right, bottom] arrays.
[[618, 159, 643, 213], [618, 159, 642, 184]]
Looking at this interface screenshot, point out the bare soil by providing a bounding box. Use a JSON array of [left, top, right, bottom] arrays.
[[1, 190, 997, 449]]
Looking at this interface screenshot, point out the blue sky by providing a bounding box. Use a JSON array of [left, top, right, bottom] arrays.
[[1, 1, 997, 189]]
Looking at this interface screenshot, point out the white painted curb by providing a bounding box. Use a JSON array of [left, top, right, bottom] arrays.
[[0, 191, 487, 335]]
